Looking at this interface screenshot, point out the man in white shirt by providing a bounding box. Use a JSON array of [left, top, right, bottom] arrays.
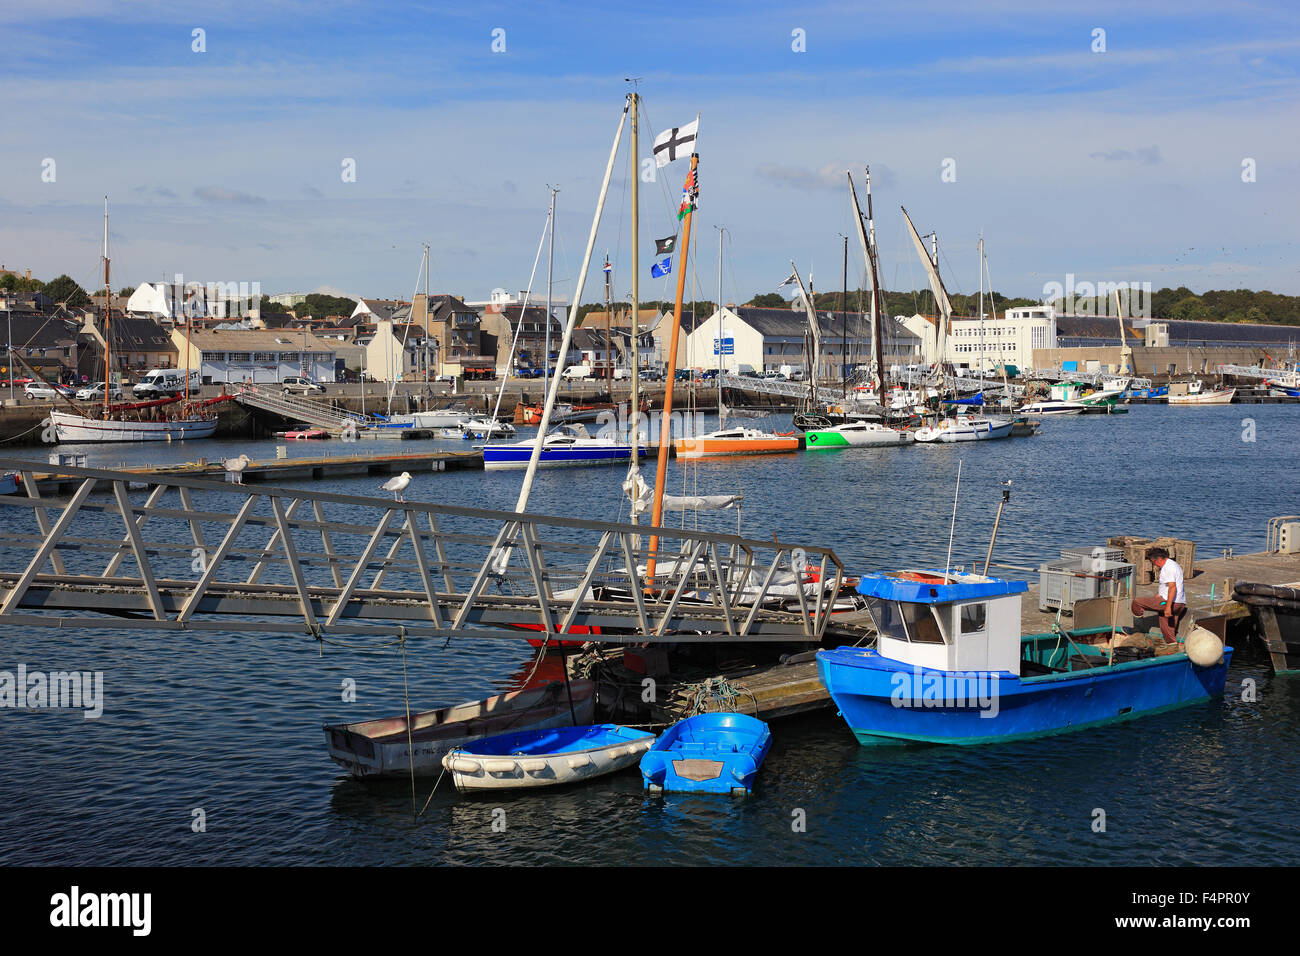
[[1129, 547, 1187, 642]]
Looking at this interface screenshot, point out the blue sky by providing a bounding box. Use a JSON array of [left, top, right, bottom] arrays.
[[2, 1, 1298, 309]]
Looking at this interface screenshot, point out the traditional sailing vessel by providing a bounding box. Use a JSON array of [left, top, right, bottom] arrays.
[[52, 199, 221, 443]]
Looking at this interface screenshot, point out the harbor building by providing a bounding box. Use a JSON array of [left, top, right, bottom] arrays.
[[689, 306, 921, 377], [902, 306, 1056, 375], [172, 328, 337, 385]]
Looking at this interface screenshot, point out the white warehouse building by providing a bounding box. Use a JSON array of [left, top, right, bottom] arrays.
[[900, 305, 1056, 373]]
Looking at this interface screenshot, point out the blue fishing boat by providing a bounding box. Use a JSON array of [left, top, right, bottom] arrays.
[[817, 569, 1231, 745], [639, 713, 771, 794], [442, 723, 656, 792]]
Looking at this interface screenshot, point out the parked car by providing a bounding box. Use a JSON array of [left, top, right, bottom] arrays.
[[700, 368, 720, 381], [282, 375, 326, 395], [24, 382, 74, 401], [640, 367, 665, 382], [75, 382, 124, 402]]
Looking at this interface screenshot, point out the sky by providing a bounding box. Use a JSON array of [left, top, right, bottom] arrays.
[[2, 0, 1298, 311]]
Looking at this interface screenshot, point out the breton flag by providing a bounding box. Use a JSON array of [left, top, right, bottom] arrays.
[[651, 256, 672, 279], [777, 270, 799, 290], [653, 119, 699, 167], [655, 235, 677, 255]]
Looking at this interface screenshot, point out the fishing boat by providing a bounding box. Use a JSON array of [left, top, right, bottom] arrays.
[[52, 199, 222, 443], [1019, 397, 1087, 416], [441, 724, 656, 792], [322, 679, 596, 778], [483, 423, 643, 469], [1168, 380, 1235, 405], [282, 426, 328, 440], [804, 420, 913, 448], [913, 414, 1013, 443], [674, 426, 800, 458], [816, 569, 1231, 745], [639, 712, 771, 794]]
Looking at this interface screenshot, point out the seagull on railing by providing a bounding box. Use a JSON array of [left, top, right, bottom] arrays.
[[223, 454, 251, 484], [381, 471, 412, 501]]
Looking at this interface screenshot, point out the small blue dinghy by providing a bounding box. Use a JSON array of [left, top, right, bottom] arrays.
[[639, 713, 771, 795], [442, 724, 656, 792]]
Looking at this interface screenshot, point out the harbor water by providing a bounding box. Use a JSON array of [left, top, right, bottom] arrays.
[[1, 404, 1297, 865]]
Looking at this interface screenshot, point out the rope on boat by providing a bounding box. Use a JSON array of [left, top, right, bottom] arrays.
[[399, 627, 420, 821], [683, 675, 758, 717], [416, 766, 449, 819]]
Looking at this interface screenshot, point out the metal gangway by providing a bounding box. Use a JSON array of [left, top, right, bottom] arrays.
[[233, 383, 371, 432], [0, 457, 858, 645], [1217, 364, 1289, 381], [719, 372, 1018, 406]]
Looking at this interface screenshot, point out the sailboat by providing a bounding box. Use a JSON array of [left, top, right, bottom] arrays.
[[52, 199, 222, 443], [805, 169, 913, 449], [899, 207, 1011, 445], [674, 232, 800, 458], [482, 187, 639, 469]]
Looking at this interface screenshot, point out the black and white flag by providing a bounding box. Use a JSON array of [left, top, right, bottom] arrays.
[[653, 119, 698, 168]]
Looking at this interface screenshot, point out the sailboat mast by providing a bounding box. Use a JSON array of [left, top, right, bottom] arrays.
[[646, 147, 699, 580], [628, 91, 641, 523], [512, 100, 628, 514], [978, 233, 985, 379], [841, 234, 847, 407], [545, 186, 556, 394], [715, 224, 724, 413], [102, 197, 111, 418], [423, 243, 430, 389]]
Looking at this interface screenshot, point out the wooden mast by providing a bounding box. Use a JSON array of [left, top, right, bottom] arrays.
[[101, 197, 111, 419], [646, 149, 698, 584]]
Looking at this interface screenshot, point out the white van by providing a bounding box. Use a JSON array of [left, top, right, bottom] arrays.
[[561, 364, 592, 380], [133, 368, 201, 397]]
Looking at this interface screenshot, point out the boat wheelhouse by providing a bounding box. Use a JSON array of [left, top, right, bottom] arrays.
[[816, 569, 1231, 745]]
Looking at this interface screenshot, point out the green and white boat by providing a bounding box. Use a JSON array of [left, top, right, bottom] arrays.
[[805, 420, 914, 448]]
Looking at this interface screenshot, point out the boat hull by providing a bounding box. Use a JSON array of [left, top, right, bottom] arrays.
[[1168, 389, 1235, 405], [640, 712, 771, 794], [322, 680, 596, 778], [673, 437, 800, 458], [443, 724, 656, 791], [51, 409, 218, 443], [483, 444, 646, 469], [913, 419, 1013, 443], [816, 644, 1231, 745], [804, 424, 912, 448]]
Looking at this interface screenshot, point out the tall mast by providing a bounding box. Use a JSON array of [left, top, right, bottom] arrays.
[[715, 224, 725, 416], [841, 233, 847, 408], [604, 251, 611, 392], [646, 141, 699, 583], [512, 100, 628, 514], [627, 91, 641, 525], [901, 206, 952, 394], [102, 196, 111, 418], [848, 170, 886, 395], [978, 233, 985, 379], [545, 186, 557, 394], [423, 243, 430, 389]]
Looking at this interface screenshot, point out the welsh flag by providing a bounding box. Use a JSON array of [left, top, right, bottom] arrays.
[[676, 165, 698, 221]]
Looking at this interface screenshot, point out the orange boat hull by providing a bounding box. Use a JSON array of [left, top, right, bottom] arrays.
[[673, 436, 800, 458]]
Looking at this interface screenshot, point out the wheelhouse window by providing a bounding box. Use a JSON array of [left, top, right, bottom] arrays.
[[866, 599, 946, 644], [960, 602, 987, 634]]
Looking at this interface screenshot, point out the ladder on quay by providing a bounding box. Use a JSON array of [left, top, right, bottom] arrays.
[[233, 383, 371, 432]]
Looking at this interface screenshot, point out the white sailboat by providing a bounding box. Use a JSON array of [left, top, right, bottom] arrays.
[[52, 199, 219, 443], [900, 206, 1011, 444]]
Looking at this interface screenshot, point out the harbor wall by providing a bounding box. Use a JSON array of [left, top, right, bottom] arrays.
[[1031, 345, 1279, 377]]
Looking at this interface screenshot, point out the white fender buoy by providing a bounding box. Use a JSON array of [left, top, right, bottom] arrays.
[[1185, 627, 1225, 667], [519, 758, 548, 773], [567, 754, 593, 769], [482, 758, 518, 774], [449, 757, 481, 774]]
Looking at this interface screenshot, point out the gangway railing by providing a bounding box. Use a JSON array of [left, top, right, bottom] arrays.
[[0, 457, 859, 645], [233, 384, 371, 431]]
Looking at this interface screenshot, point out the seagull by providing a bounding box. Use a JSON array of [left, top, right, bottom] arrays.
[[223, 454, 251, 484], [381, 471, 412, 501]]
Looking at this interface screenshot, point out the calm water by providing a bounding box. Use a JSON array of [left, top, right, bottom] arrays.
[[0, 404, 1297, 865]]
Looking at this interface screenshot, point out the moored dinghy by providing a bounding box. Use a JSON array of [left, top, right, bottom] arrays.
[[442, 724, 656, 792], [640, 712, 771, 794], [322, 679, 596, 778]]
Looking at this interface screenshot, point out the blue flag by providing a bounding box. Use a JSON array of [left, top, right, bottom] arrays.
[[651, 256, 672, 278]]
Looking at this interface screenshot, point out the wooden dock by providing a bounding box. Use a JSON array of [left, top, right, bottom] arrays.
[[15, 448, 483, 495]]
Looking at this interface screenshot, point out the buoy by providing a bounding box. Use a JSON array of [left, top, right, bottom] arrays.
[[1184, 627, 1224, 667]]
